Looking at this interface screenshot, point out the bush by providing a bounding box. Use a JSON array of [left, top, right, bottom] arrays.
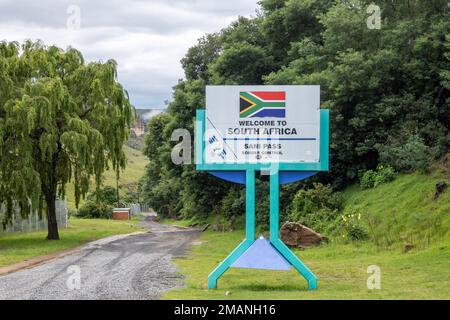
[[220, 187, 245, 219], [289, 183, 343, 234], [340, 209, 369, 241], [68, 208, 78, 218], [360, 164, 396, 189], [347, 224, 369, 241], [77, 200, 113, 219], [377, 135, 432, 173], [360, 170, 376, 189], [86, 186, 118, 206]]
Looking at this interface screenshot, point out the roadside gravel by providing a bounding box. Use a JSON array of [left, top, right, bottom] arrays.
[[0, 219, 199, 300]]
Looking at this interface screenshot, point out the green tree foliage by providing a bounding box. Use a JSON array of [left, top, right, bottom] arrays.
[[181, 34, 222, 81], [142, 1, 449, 225], [0, 41, 132, 239], [266, 0, 449, 187], [209, 44, 274, 85]]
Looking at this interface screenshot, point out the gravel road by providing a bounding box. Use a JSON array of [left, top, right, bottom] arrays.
[[0, 218, 200, 300]]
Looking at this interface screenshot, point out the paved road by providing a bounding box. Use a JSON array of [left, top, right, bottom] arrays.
[[0, 218, 200, 300]]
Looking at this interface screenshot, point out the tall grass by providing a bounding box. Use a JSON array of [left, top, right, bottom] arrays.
[[342, 171, 449, 250]]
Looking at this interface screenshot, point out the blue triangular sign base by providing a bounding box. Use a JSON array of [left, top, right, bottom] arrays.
[[231, 236, 291, 270]]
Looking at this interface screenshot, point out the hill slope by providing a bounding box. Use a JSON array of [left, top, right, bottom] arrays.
[[342, 169, 450, 250], [65, 145, 148, 209]]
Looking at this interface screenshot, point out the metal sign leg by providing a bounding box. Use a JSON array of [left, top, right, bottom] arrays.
[[269, 170, 317, 290], [207, 169, 317, 290], [208, 169, 256, 289]]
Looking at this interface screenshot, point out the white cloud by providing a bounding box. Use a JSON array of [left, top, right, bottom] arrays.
[[0, 0, 259, 108]]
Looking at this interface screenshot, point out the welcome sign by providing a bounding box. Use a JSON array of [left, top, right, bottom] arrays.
[[197, 85, 328, 290], [205, 85, 321, 164]]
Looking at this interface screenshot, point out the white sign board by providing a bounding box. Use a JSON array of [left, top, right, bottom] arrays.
[[205, 85, 320, 164]]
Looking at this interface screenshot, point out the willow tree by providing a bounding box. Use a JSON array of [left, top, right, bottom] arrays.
[[0, 40, 132, 239]]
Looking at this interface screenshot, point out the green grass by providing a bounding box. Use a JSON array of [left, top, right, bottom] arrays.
[[101, 145, 148, 187], [164, 170, 450, 299], [342, 170, 450, 249], [66, 145, 148, 209], [0, 217, 143, 268], [164, 229, 449, 300]]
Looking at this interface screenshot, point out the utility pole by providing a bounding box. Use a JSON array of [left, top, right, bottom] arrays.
[[116, 174, 120, 208]]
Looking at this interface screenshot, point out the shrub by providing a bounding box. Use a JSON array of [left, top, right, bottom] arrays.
[[289, 183, 343, 233], [77, 200, 112, 219], [377, 134, 432, 173], [360, 164, 396, 189], [220, 187, 245, 219], [86, 186, 118, 206], [341, 209, 369, 241], [360, 170, 376, 189], [68, 208, 78, 218], [347, 224, 369, 241]]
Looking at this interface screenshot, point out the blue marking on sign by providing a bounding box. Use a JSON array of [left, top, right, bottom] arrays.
[[223, 138, 316, 141], [207, 117, 238, 159], [209, 135, 218, 144]]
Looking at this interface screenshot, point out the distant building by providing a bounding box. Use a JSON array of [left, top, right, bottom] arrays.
[[131, 116, 147, 137], [130, 108, 165, 137]]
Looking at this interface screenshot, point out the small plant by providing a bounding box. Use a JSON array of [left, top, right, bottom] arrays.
[[341, 209, 368, 241], [360, 169, 377, 189], [360, 164, 396, 189], [374, 164, 396, 186], [347, 224, 369, 241]]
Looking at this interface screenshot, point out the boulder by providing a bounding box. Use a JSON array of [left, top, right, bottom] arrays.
[[403, 243, 414, 253], [434, 181, 447, 200], [280, 222, 327, 248]]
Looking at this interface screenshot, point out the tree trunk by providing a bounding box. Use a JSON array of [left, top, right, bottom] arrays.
[[45, 191, 60, 240], [116, 178, 120, 207]]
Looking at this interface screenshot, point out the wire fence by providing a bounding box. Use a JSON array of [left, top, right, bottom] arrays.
[[122, 203, 151, 216], [0, 200, 150, 233], [0, 199, 68, 234]]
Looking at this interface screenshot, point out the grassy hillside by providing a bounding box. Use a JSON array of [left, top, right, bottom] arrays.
[[342, 170, 450, 250], [65, 145, 148, 209], [164, 169, 449, 299]]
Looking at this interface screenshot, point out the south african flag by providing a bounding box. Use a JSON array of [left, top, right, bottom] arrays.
[[239, 91, 286, 118]]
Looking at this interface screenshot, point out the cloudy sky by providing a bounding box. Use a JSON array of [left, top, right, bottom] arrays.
[[0, 0, 259, 109]]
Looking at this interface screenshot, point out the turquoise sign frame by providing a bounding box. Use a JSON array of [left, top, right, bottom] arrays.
[[195, 108, 329, 290]]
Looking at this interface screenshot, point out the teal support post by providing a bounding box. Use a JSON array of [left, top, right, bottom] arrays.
[[269, 171, 318, 290], [208, 169, 256, 289], [272, 239, 317, 289], [320, 109, 329, 171], [245, 169, 256, 241], [269, 170, 280, 243]]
